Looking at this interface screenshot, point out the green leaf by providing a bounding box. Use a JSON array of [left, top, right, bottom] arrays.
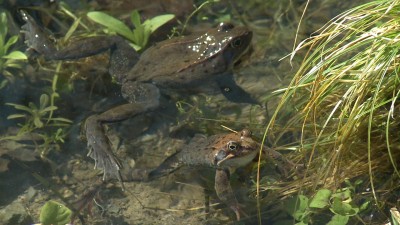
[[327, 215, 349, 225], [143, 14, 175, 33], [87, 11, 135, 42], [40, 200, 72, 225], [309, 189, 332, 209], [34, 117, 44, 128], [129, 43, 142, 51], [40, 106, 58, 114], [295, 222, 308, 225], [6, 103, 32, 112], [39, 94, 50, 109], [132, 25, 145, 47], [284, 194, 309, 221], [3, 35, 18, 52], [331, 188, 352, 201], [130, 10, 141, 27], [0, 12, 7, 42], [0, 79, 8, 89], [359, 200, 370, 211], [7, 114, 26, 119], [330, 197, 359, 216], [2, 51, 27, 60], [133, 26, 150, 49], [3, 61, 24, 69], [64, 17, 82, 42], [49, 117, 73, 123]]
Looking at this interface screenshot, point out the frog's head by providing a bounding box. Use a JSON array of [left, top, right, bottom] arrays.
[[216, 23, 253, 65], [214, 129, 259, 168], [196, 22, 252, 67]]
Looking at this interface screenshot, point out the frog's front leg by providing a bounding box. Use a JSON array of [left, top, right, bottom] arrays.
[[214, 168, 241, 220], [85, 83, 160, 182]]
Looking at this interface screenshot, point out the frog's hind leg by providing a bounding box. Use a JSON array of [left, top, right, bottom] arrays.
[[85, 83, 160, 185], [20, 10, 138, 63]]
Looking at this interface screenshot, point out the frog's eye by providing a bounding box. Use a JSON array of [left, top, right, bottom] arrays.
[[231, 38, 243, 48], [218, 22, 234, 32], [227, 141, 239, 151], [241, 129, 252, 137]]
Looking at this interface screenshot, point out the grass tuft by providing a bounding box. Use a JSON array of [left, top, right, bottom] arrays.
[[260, 0, 400, 215]]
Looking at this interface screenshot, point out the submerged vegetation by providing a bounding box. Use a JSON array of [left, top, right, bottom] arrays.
[[261, 0, 400, 223], [0, 11, 27, 89], [87, 10, 174, 51], [2, 0, 400, 224]]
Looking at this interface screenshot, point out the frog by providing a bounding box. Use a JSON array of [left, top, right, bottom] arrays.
[[20, 10, 257, 182], [120, 128, 296, 220]]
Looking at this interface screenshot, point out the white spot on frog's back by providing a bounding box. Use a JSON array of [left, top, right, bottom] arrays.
[[187, 33, 232, 60]]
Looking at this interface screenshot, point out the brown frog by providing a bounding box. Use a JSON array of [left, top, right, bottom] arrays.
[[20, 11, 257, 182], [122, 128, 295, 220]]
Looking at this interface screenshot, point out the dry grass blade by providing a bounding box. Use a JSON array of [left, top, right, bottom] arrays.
[[258, 0, 400, 221]]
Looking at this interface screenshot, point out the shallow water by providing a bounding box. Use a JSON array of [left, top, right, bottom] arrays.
[[0, 0, 370, 224]]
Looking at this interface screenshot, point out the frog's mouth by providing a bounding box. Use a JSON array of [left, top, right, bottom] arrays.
[[217, 150, 257, 168]]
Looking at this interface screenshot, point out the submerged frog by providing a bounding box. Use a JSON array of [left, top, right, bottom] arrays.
[[121, 128, 295, 220], [20, 11, 257, 181]]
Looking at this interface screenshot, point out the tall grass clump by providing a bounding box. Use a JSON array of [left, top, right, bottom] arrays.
[[260, 0, 400, 220]]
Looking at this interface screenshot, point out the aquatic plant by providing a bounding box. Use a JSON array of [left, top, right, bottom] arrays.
[[38, 200, 72, 225], [259, 0, 400, 223], [0, 11, 27, 89], [3, 66, 72, 158], [87, 10, 174, 51]]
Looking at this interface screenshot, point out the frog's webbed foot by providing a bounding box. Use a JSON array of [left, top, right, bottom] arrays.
[[20, 10, 124, 61], [215, 168, 241, 221], [20, 10, 57, 57], [85, 115, 123, 182]]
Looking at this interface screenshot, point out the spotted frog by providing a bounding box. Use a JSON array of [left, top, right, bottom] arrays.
[[123, 128, 296, 220], [20, 11, 257, 181]]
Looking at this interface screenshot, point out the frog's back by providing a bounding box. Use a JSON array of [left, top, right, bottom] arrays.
[[127, 38, 228, 88], [126, 24, 252, 88]]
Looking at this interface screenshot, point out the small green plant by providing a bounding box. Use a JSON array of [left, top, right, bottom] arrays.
[[3, 67, 72, 157], [284, 180, 370, 225], [0, 11, 27, 89], [5, 93, 71, 156], [39, 200, 72, 225], [87, 10, 174, 51]]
